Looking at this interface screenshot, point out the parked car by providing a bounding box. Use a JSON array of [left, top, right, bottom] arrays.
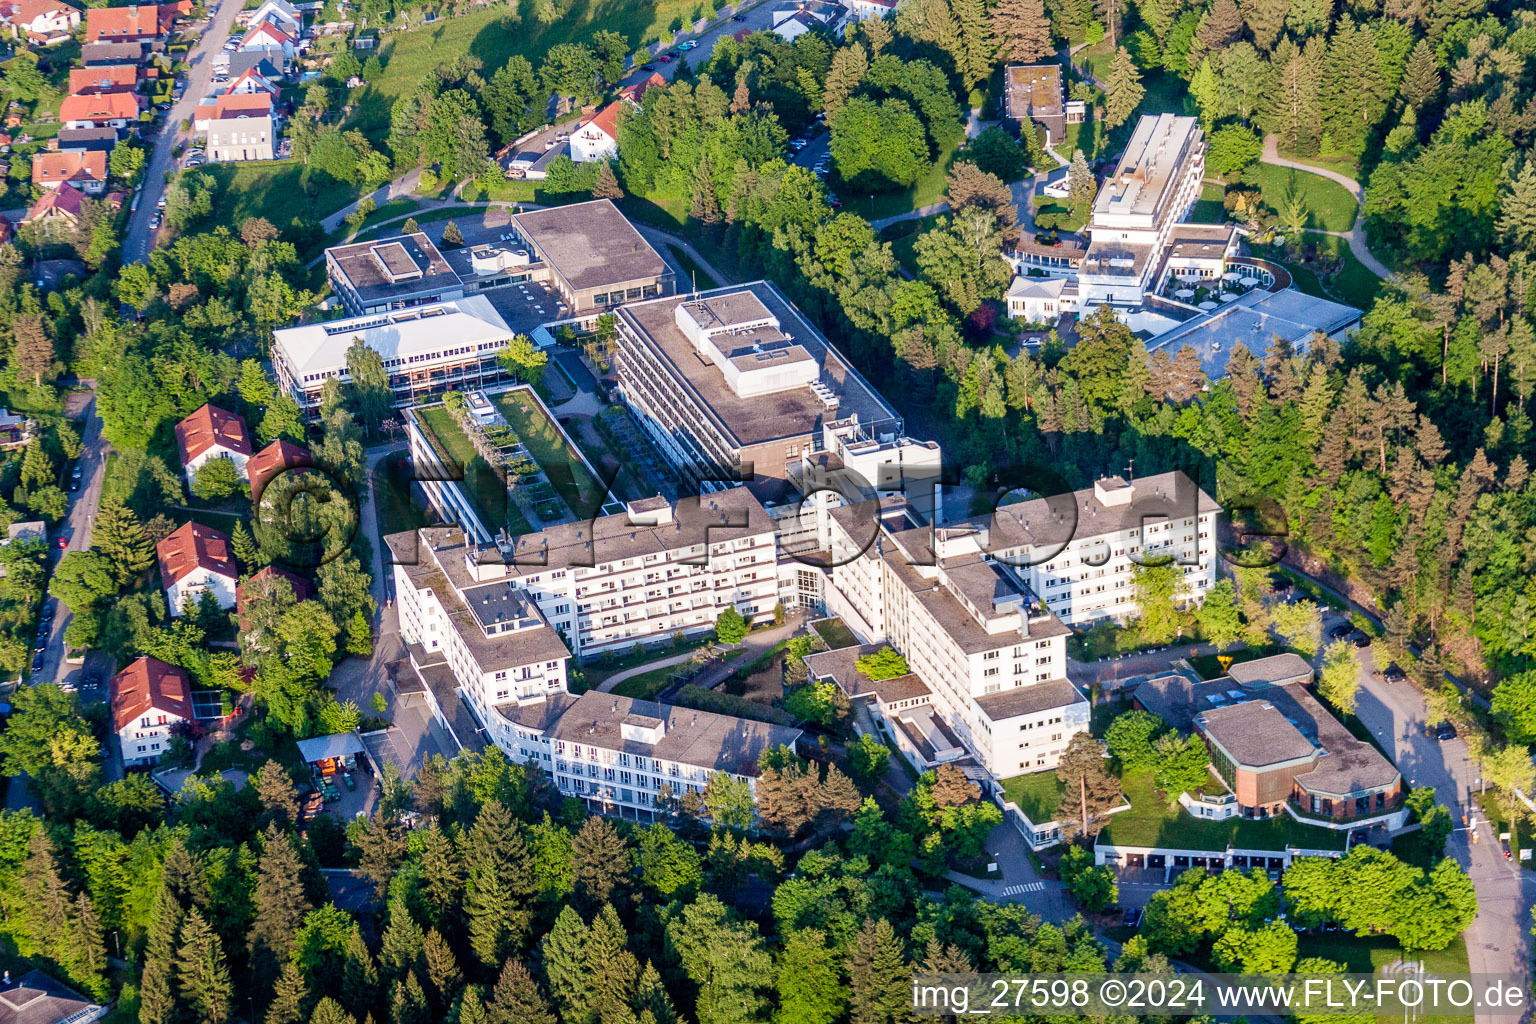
[[1383, 665, 1406, 682], [640, 63, 655, 70], [55, 535, 68, 549], [1122, 908, 1137, 927], [1352, 632, 1371, 648], [677, 39, 698, 49], [1423, 721, 1457, 740], [31, 654, 43, 673], [1329, 623, 1353, 639], [1268, 574, 1293, 592], [732, 13, 747, 19], [658, 53, 676, 63], [150, 213, 162, 229]]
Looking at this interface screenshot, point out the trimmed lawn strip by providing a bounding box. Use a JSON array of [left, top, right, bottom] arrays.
[[1295, 933, 1470, 1024], [611, 663, 692, 700], [1187, 644, 1283, 680], [490, 390, 603, 517], [1000, 772, 1066, 823], [1190, 182, 1226, 224], [1098, 771, 1348, 852], [372, 451, 430, 538]]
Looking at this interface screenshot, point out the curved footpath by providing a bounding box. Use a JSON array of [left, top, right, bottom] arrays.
[[1259, 135, 1395, 282]]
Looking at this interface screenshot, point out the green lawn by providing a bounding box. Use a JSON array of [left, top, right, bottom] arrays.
[[1476, 791, 1536, 871], [1190, 182, 1226, 224], [611, 662, 692, 700], [1032, 195, 1087, 233], [199, 160, 362, 231], [1252, 163, 1358, 232], [1000, 772, 1066, 823], [490, 389, 604, 517], [1295, 933, 1471, 1024], [667, 243, 722, 289], [812, 617, 861, 650], [1261, 233, 1382, 311], [414, 404, 533, 535], [346, 0, 706, 139], [1098, 771, 1349, 852], [879, 213, 945, 276]]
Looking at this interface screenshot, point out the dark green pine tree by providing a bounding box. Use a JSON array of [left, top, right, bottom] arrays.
[[354, 815, 409, 900], [539, 906, 591, 1023], [307, 997, 357, 1024], [20, 832, 75, 970], [632, 962, 678, 1024], [421, 929, 463, 1014], [584, 905, 639, 1024], [455, 986, 492, 1024], [571, 816, 628, 912], [378, 899, 426, 982], [462, 801, 536, 968], [161, 837, 210, 912], [341, 925, 380, 1021], [250, 824, 314, 1003], [72, 892, 110, 1002], [176, 909, 232, 1024], [137, 889, 183, 1024], [388, 971, 430, 1024], [1399, 37, 1440, 112], [847, 918, 909, 1024], [486, 960, 556, 1024], [415, 827, 463, 928], [93, 499, 155, 584], [265, 962, 309, 1024], [231, 520, 264, 570]]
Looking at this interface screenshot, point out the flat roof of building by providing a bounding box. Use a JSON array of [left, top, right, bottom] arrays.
[[1197, 700, 1317, 766], [616, 281, 901, 448], [511, 198, 668, 293], [546, 689, 802, 776], [803, 643, 933, 704], [983, 469, 1220, 550], [1146, 288, 1362, 378], [326, 230, 462, 306], [1092, 113, 1202, 223], [1004, 63, 1063, 120], [274, 296, 512, 380], [974, 677, 1086, 722]]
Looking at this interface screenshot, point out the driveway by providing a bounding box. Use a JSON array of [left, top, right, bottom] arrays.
[[123, 0, 245, 263]]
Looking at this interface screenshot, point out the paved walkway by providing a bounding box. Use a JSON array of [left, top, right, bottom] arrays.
[[596, 650, 700, 693], [1259, 135, 1394, 282], [322, 168, 426, 234]]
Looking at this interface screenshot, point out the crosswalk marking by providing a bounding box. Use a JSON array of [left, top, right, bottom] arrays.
[[1002, 881, 1045, 896]]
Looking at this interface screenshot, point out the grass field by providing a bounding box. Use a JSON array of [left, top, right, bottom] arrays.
[[1187, 644, 1284, 680], [200, 160, 361, 231], [668, 243, 722, 289], [1098, 771, 1349, 852], [1000, 772, 1066, 823], [490, 389, 603, 517], [1032, 195, 1086, 233], [1190, 182, 1226, 223], [611, 662, 690, 700], [813, 617, 861, 650], [372, 450, 430, 538], [1252, 163, 1358, 232], [346, 0, 706, 138], [879, 213, 945, 275], [1295, 933, 1471, 1024]]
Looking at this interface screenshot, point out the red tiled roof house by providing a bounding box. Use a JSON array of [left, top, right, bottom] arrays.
[[157, 520, 239, 616], [111, 656, 192, 766], [31, 150, 106, 194], [246, 438, 310, 505], [175, 403, 252, 483]]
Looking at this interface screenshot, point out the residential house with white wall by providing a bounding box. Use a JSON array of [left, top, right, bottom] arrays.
[[175, 403, 252, 483], [157, 521, 239, 615], [111, 656, 193, 767]]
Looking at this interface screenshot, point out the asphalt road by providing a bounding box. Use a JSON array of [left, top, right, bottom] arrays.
[[625, 0, 776, 86], [1329, 611, 1534, 1016], [122, 0, 245, 263], [35, 391, 110, 688]]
